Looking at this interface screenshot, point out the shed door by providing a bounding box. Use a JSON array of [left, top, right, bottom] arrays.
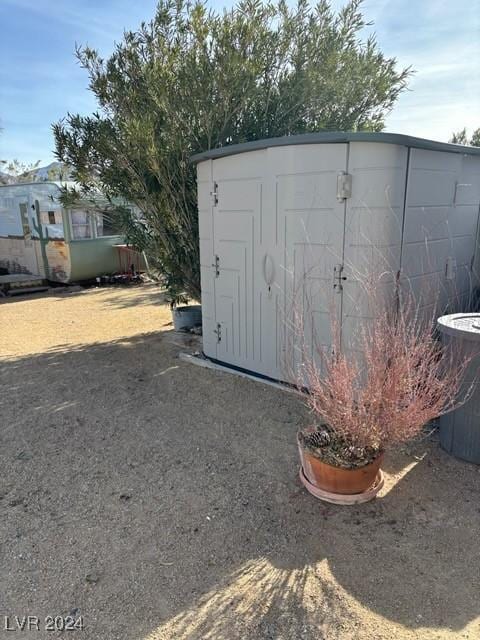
[[209, 143, 348, 381], [212, 176, 263, 371], [272, 144, 349, 380]]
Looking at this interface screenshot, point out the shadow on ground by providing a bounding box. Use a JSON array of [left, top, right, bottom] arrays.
[[97, 284, 168, 309], [1, 332, 479, 639], [0, 283, 167, 310]]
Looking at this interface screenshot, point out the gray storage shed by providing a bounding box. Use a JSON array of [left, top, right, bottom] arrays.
[[192, 132, 480, 382]]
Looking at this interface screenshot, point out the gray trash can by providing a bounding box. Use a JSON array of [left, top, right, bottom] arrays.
[[437, 313, 480, 464], [172, 304, 202, 331]]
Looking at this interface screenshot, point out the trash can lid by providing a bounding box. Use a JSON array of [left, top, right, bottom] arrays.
[[437, 313, 480, 341]]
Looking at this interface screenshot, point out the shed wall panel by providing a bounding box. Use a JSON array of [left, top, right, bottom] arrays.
[[401, 150, 480, 315], [342, 143, 407, 350]]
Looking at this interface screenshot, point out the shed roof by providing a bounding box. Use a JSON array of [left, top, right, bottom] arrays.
[[190, 131, 480, 164]]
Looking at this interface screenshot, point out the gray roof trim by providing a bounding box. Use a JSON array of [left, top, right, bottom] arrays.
[[190, 131, 480, 164], [0, 180, 75, 190]]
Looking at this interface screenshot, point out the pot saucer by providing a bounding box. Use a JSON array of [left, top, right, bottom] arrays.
[[299, 466, 384, 505]]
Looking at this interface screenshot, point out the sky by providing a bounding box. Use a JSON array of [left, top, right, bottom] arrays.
[[0, 0, 479, 166]]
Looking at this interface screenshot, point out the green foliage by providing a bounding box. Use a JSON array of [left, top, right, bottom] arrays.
[[450, 127, 480, 146], [471, 129, 480, 147], [53, 0, 411, 302]]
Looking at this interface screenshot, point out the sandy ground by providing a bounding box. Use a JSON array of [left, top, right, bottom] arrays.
[[0, 284, 479, 640]]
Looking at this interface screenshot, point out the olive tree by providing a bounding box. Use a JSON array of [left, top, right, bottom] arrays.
[[53, 0, 411, 301]]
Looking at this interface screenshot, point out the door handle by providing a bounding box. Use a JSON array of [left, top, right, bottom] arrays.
[[263, 254, 275, 295]]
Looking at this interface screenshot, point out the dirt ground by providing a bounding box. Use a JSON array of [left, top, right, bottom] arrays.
[[1, 284, 479, 640]]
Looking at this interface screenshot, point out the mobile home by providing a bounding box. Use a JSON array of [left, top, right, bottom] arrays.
[[0, 181, 125, 283]]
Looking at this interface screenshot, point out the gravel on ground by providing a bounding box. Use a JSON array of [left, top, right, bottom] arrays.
[[1, 285, 479, 640]]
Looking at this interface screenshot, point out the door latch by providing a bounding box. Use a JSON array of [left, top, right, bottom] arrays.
[[333, 264, 346, 292], [213, 323, 222, 343], [337, 172, 352, 201], [212, 254, 220, 277], [210, 182, 218, 206]]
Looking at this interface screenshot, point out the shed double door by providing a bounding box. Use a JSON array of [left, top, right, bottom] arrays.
[[203, 144, 349, 381]]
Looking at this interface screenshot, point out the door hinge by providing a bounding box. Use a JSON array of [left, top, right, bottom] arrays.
[[214, 322, 222, 343], [212, 254, 220, 277], [333, 263, 346, 292], [337, 172, 352, 201], [210, 181, 218, 207]]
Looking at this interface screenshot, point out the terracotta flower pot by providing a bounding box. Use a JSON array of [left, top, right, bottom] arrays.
[[297, 432, 384, 501]]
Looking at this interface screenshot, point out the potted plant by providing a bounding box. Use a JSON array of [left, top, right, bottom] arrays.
[[162, 276, 202, 332], [293, 298, 470, 505]]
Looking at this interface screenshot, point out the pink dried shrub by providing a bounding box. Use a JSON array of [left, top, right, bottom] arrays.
[[294, 295, 471, 461]]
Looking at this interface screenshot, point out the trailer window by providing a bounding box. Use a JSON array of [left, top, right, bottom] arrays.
[[93, 212, 122, 237], [70, 210, 92, 239], [69, 210, 122, 240]]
